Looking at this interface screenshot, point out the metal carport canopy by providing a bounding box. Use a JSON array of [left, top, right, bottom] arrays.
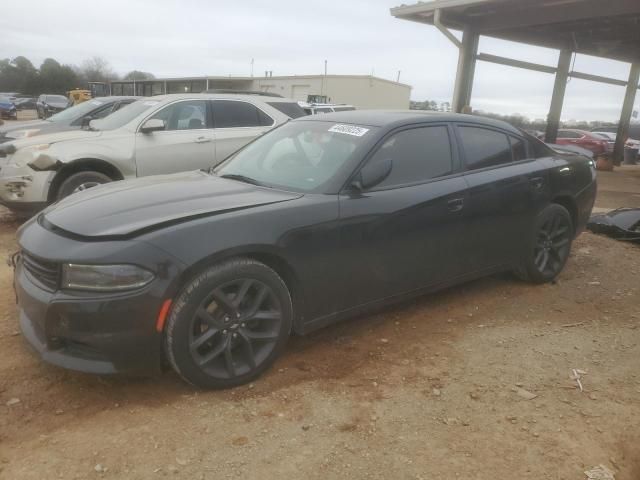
[[391, 0, 640, 163]]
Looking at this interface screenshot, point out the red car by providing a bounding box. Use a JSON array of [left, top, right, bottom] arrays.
[[555, 129, 609, 155]]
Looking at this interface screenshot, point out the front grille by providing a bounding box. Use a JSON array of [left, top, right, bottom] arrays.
[[22, 251, 60, 291]]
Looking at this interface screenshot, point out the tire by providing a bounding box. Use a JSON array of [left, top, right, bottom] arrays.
[[165, 258, 293, 389], [56, 171, 112, 201], [516, 204, 573, 283]]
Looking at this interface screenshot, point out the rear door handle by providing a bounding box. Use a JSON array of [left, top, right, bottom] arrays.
[[530, 177, 544, 190], [447, 198, 464, 212], [195, 136, 211, 143]]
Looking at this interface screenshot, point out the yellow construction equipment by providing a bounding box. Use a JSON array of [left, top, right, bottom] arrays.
[[67, 89, 92, 105]]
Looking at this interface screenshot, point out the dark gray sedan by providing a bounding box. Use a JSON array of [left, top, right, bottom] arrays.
[[14, 111, 596, 389], [0, 96, 139, 144]]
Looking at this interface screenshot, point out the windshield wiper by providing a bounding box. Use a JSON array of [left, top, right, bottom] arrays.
[[218, 173, 264, 186]]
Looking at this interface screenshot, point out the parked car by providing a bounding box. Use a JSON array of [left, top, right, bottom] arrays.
[[13, 97, 37, 110], [591, 132, 615, 153], [555, 129, 609, 155], [0, 93, 305, 214], [0, 96, 139, 144], [0, 96, 17, 119], [13, 111, 597, 388], [590, 127, 640, 150], [301, 103, 356, 115], [36, 94, 69, 118]]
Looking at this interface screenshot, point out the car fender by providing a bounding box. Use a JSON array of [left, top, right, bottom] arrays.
[[46, 132, 137, 178]]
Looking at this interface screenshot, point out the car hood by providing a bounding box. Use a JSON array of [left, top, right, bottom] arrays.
[[0, 120, 49, 135], [10, 129, 102, 149], [0, 102, 15, 110], [43, 170, 303, 238]]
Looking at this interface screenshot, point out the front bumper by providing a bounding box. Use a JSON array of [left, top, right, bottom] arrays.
[[0, 163, 53, 213], [15, 259, 166, 375], [15, 219, 186, 376], [1, 110, 17, 119]]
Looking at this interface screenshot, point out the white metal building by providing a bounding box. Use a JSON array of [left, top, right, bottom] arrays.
[[110, 74, 412, 109]]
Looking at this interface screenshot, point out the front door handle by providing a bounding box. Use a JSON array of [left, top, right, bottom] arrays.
[[447, 198, 464, 212], [195, 136, 211, 143], [530, 177, 544, 190]]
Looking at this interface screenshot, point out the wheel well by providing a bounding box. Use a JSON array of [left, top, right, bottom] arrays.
[[552, 196, 578, 231], [48, 159, 124, 202], [175, 251, 304, 330]]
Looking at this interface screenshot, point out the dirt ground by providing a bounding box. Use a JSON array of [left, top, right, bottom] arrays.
[[1, 168, 640, 480]]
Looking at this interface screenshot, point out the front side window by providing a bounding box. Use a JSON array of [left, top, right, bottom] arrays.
[[368, 126, 453, 189], [213, 100, 273, 128], [459, 126, 512, 170], [149, 100, 208, 131]]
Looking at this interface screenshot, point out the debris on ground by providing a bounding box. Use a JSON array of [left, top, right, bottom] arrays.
[[571, 369, 586, 392], [5, 398, 20, 406], [587, 208, 640, 243], [584, 464, 615, 480], [513, 387, 538, 400]]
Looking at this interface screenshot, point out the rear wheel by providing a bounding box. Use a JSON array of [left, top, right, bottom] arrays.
[[56, 171, 112, 201], [165, 258, 292, 389], [516, 204, 573, 283]]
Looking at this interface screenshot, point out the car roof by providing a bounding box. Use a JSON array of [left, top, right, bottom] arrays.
[[294, 110, 523, 133], [140, 93, 298, 103], [92, 96, 140, 102], [560, 129, 590, 135]]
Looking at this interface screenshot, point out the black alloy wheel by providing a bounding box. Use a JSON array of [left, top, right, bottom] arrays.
[[517, 204, 573, 283], [165, 258, 292, 389]]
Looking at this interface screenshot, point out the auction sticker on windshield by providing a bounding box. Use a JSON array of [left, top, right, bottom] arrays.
[[328, 124, 369, 137]]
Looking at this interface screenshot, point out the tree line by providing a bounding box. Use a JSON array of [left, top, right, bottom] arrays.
[[0, 55, 155, 96]]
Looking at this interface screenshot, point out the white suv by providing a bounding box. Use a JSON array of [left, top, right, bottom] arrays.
[[0, 93, 305, 214]]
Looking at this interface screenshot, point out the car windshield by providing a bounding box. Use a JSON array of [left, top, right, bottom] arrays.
[[46, 99, 107, 123], [91, 99, 159, 131], [214, 121, 376, 193], [0, 96, 11, 104]]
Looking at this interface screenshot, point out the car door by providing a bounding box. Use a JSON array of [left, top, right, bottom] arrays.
[[211, 100, 275, 166], [134, 99, 215, 177], [455, 124, 549, 273], [337, 124, 470, 310]]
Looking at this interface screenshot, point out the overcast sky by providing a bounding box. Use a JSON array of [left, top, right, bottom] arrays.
[[1, 0, 635, 122]]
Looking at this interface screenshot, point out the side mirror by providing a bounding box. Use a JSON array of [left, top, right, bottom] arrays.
[[352, 158, 392, 190], [140, 118, 165, 133], [81, 115, 93, 128]]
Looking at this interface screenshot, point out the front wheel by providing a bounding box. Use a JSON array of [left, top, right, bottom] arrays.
[[165, 258, 293, 389], [56, 171, 112, 201], [516, 204, 573, 283]]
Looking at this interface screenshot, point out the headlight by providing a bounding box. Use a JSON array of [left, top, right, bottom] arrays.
[[8, 143, 50, 166], [62, 264, 155, 292]]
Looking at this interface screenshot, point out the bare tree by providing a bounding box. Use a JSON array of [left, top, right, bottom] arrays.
[[78, 56, 119, 83]]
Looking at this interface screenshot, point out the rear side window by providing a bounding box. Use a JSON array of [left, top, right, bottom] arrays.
[[266, 102, 306, 119], [368, 126, 453, 189], [213, 100, 273, 128], [459, 126, 512, 170]]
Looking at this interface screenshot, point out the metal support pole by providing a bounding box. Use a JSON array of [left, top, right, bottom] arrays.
[[613, 63, 640, 165], [545, 49, 572, 144], [451, 26, 479, 113]]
